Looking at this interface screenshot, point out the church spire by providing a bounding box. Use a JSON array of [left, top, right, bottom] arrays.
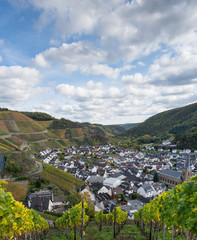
[[181, 155, 191, 182], [185, 155, 190, 170]]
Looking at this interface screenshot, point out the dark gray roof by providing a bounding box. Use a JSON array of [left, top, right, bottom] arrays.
[[142, 183, 154, 192], [87, 175, 104, 184], [160, 169, 182, 180], [28, 190, 53, 200]]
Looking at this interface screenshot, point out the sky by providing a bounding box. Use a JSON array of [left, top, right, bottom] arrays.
[[0, 0, 197, 125]]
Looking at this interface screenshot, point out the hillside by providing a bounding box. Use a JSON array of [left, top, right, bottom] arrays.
[[0, 111, 50, 151], [118, 123, 139, 130], [3, 151, 37, 178], [0, 110, 139, 151], [0, 111, 110, 151], [120, 102, 197, 148]]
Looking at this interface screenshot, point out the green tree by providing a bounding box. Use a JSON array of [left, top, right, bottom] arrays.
[[153, 171, 159, 182]]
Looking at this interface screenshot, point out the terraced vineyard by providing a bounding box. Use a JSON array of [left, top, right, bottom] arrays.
[[40, 162, 84, 192], [0, 110, 118, 150]]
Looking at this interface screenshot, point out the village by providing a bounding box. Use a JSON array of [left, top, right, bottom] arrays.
[[28, 140, 197, 220]]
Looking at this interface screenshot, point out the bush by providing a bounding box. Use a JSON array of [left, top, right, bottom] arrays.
[[6, 161, 21, 174], [15, 176, 28, 181]]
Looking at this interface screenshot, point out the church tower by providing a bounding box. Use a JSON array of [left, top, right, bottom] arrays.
[[181, 156, 192, 182]]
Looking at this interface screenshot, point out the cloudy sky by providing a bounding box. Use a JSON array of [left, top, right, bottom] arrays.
[[0, 0, 197, 124]]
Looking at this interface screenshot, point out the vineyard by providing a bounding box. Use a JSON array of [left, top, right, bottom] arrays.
[[0, 181, 49, 239], [0, 111, 30, 120], [40, 162, 84, 192], [51, 129, 66, 139], [14, 121, 45, 133], [3, 180, 28, 201], [134, 175, 197, 240], [55, 202, 128, 240]]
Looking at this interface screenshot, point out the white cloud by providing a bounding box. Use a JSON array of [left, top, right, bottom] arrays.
[[122, 73, 149, 84], [49, 39, 61, 46], [149, 33, 197, 85], [80, 64, 120, 79], [32, 41, 106, 67], [0, 66, 43, 105], [56, 81, 123, 100], [0, 56, 2, 62], [138, 61, 145, 66], [32, 42, 134, 79]]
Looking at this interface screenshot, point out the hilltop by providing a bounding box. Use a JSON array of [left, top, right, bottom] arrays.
[[121, 102, 197, 149], [0, 110, 133, 152]]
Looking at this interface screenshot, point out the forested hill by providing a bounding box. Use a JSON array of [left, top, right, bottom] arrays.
[[120, 102, 197, 148]]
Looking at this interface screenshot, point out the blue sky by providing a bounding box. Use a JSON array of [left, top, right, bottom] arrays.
[[0, 0, 197, 124]]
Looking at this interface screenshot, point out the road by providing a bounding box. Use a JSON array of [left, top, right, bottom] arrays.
[[1, 160, 43, 181]]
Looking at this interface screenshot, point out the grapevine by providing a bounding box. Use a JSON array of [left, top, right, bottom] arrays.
[[0, 181, 49, 240], [134, 175, 197, 240]]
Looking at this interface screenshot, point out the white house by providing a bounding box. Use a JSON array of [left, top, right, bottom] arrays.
[[80, 185, 95, 202], [98, 186, 112, 196], [103, 177, 121, 188], [137, 183, 156, 198]]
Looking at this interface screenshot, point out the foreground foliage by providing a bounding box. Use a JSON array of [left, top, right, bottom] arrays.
[[0, 181, 49, 239], [134, 175, 197, 240]]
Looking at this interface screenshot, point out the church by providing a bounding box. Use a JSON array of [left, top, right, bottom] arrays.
[[159, 157, 191, 188]]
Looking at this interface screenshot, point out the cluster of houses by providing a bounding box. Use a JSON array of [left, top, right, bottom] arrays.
[[28, 142, 197, 218]]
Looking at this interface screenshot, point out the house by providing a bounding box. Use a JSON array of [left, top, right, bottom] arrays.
[[94, 201, 105, 212], [80, 185, 95, 202], [86, 175, 104, 185], [27, 190, 53, 212], [98, 186, 112, 196], [137, 183, 155, 198], [103, 177, 121, 188], [111, 187, 123, 197], [52, 196, 66, 213], [152, 183, 166, 196]]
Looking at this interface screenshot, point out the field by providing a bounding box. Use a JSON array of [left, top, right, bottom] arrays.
[[15, 120, 46, 132], [0, 121, 9, 133], [70, 128, 84, 138], [0, 139, 16, 150], [5, 136, 23, 147], [51, 129, 66, 139], [4, 121, 20, 132], [0, 128, 9, 136], [0, 145, 8, 152], [0, 111, 30, 120], [4, 180, 28, 201], [31, 142, 46, 151], [46, 130, 59, 138], [56, 139, 68, 146], [45, 140, 62, 148], [18, 133, 49, 142], [40, 162, 84, 192], [37, 120, 53, 127]]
